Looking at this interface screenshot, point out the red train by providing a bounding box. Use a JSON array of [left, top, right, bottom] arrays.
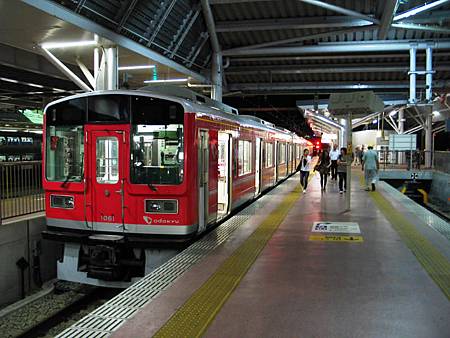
[[42, 87, 312, 286]]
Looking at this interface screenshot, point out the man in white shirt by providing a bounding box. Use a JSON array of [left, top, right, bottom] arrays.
[[329, 144, 340, 181]]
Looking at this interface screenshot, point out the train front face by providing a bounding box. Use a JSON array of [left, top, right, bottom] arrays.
[[43, 92, 197, 285]]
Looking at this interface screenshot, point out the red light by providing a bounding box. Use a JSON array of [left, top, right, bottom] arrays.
[[316, 141, 320, 145]]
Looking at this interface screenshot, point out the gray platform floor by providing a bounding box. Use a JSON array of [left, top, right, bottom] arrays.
[[113, 171, 450, 338], [204, 173, 450, 338]]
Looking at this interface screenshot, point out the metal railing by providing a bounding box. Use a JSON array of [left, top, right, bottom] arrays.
[[351, 150, 434, 171], [433, 151, 450, 174], [0, 161, 44, 223]]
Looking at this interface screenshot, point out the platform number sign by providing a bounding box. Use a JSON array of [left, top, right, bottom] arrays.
[[411, 172, 418, 181]]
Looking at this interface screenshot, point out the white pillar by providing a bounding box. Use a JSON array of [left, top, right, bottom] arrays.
[[425, 46, 433, 167], [106, 47, 118, 90], [409, 45, 417, 104], [345, 112, 352, 211], [93, 47, 100, 90], [398, 108, 405, 164], [340, 118, 347, 147], [425, 112, 433, 168], [425, 46, 433, 102], [211, 52, 223, 102]]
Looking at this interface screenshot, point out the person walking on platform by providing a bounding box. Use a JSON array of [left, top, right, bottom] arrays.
[[330, 144, 339, 180], [316, 150, 331, 192], [362, 145, 379, 191], [298, 148, 312, 193], [337, 147, 351, 194]]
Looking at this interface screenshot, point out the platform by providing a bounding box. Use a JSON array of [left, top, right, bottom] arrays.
[[59, 171, 450, 338]]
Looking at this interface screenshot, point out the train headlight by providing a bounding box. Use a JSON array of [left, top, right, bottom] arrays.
[[145, 199, 178, 214], [50, 195, 74, 209]]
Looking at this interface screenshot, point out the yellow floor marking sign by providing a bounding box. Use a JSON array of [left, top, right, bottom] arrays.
[[153, 179, 309, 338], [309, 234, 364, 242]]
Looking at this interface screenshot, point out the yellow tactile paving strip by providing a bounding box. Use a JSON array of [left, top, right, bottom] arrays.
[[362, 175, 450, 300], [153, 183, 305, 338]]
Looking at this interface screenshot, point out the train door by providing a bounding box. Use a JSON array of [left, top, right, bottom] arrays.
[[274, 141, 278, 183], [218, 132, 231, 218], [90, 130, 126, 230], [255, 138, 262, 195], [198, 130, 209, 233]]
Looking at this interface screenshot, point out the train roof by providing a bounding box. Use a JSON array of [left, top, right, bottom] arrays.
[[44, 89, 306, 141]]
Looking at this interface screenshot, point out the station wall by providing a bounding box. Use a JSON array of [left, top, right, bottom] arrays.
[[0, 216, 59, 307]]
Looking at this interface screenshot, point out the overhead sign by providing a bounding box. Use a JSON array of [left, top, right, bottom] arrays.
[[388, 134, 417, 151], [321, 133, 337, 143], [309, 235, 364, 242], [312, 222, 361, 234]]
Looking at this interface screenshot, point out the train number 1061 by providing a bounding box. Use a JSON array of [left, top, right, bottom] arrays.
[[100, 215, 115, 222]]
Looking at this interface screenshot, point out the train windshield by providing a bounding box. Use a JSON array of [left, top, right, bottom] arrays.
[[45, 98, 85, 182], [130, 96, 184, 185]]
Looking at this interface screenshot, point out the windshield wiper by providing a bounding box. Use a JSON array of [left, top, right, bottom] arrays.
[[147, 183, 157, 192], [61, 175, 71, 188]]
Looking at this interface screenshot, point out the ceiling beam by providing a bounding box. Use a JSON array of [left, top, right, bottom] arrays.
[[299, 0, 380, 25], [228, 81, 450, 91], [21, 0, 207, 82], [378, 0, 399, 40], [224, 26, 377, 52], [201, 0, 221, 53], [229, 52, 450, 63], [226, 64, 450, 75], [392, 23, 450, 34], [216, 16, 372, 33], [210, 0, 274, 3], [222, 39, 450, 56]]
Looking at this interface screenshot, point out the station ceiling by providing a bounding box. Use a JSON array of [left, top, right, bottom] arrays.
[[1, 0, 450, 135]]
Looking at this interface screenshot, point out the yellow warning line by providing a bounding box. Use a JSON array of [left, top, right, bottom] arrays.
[[361, 175, 450, 299], [154, 183, 305, 338]]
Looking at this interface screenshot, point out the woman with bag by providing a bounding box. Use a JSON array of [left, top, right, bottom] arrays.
[[298, 148, 312, 194], [316, 150, 331, 192]]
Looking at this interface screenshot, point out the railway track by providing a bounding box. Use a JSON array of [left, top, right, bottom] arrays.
[[0, 281, 120, 338]]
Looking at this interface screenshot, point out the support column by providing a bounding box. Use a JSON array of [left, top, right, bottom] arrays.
[[409, 45, 417, 104], [345, 112, 352, 211], [398, 108, 405, 164], [340, 118, 346, 147], [93, 47, 100, 90], [425, 46, 433, 102], [211, 52, 223, 102], [425, 46, 433, 167], [425, 112, 433, 168], [106, 47, 118, 90]]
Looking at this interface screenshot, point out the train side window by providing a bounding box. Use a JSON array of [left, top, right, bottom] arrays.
[[238, 140, 252, 176], [96, 137, 119, 184], [279, 143, 286, 164], [265, 142, 273, 168]]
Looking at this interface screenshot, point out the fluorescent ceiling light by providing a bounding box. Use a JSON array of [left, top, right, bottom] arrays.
[[394, 0, 450, 21], [41, 40, 97, 49], [118, 65, 155, 70], [0, 77, 19, 84], [143, 78, 188, 84], [52, 88, 66, 92], [389, 110, 398, 117], [27, 83, 44, 88]]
